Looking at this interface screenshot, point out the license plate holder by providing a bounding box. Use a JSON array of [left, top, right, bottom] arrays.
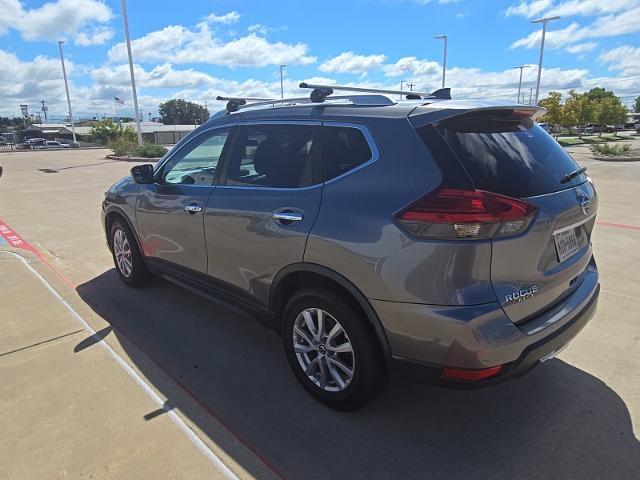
[[554, 228, 580, 263]]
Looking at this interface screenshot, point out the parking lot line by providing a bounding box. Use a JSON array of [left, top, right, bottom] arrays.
[[2, 250, 241, 480], [596, 220, 640, 232]]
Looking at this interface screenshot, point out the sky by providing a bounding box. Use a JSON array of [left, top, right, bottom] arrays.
[[0, 0, 638, 120]]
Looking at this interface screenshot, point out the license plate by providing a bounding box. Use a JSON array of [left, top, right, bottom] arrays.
[[554, 228, 580, 263]]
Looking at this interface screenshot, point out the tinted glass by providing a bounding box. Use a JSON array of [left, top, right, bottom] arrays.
[[226, 125, 315, 188], [321, 126, 372, 181], [163, 129, 230, 185], [435, 112, 583, 197]]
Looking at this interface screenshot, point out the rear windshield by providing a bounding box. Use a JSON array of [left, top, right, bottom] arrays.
[[434, 111, 583, 198]]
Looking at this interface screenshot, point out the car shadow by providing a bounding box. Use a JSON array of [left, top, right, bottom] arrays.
[[76, 269, 640, 480]]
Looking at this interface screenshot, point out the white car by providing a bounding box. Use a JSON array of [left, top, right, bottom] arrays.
[[46, 141, 70, 149]]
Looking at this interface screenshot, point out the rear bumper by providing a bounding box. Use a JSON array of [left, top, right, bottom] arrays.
[[372, 259, 599, 386]]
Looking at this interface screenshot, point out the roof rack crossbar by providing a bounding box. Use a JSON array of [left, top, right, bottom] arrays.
[[300, 82, 430, 98], [218, 94, 395, 113]]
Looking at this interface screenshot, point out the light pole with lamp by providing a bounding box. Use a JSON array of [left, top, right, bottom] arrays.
[[513, 65, 530, 103], [531, 16, 560, 105], [280, 64, 286, 100], [434, 34, 448, 88]]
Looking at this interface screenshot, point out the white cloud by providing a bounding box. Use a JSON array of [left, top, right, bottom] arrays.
[[0, 0, 112, 44], [92, 63, 218, 89], [202, 11, 241, 24], [599, 45, 640, 76], [75, 26, 114, 46], [506, 0, 637, 18], [319, 52, 387, 74], [565, 42, 597, 54], [510, 7, 640, 50], [108, 24, 316, 67], [384, 56, 441, 77], [505, 0, 553, 17]]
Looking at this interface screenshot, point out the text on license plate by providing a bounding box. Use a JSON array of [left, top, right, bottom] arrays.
[[554, 228, 580, 263]]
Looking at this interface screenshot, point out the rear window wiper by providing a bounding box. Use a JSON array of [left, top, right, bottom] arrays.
[[560, 167, 587, 184]]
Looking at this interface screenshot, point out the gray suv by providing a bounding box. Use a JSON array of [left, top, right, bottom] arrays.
[[102, 84, 599, 410]]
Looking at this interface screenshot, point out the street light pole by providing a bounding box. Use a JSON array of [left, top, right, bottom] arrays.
[[513, 65, 530, 103], [434, 34, 448, 88], [121, 0, 143, 146], [531, 16, 560, 105], [57, 41, 76, 144], [280, 64, 286, 99]]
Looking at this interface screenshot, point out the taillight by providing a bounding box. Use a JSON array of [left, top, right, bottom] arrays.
[[396, 188, 538, 240]]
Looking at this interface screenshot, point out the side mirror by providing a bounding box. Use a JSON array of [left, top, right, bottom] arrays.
[[130, 164, 154, 184]]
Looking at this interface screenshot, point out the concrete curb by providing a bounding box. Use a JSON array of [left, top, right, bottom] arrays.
[[592, 155, 640, 162], [106, 154, 161, 162]]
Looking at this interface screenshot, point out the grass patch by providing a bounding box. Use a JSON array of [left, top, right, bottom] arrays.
[[558, 134, 631, 146], [590, 143, 631, 156]]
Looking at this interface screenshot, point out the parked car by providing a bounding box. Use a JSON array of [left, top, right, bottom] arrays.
[[102, 86, 600, 410], [538, 122, 551, 133], [45, 141, 70, 148]]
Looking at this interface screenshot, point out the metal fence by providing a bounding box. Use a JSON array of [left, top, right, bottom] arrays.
[[142, 130, 191, 145]]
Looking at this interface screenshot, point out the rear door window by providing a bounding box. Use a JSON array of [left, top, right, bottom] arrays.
[[321, 126, 373, 181], [433, 111, 584, 198], [225, 124, 318, 188]]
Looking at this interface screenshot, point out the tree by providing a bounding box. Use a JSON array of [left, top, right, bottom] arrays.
[[634, 95, 640, 114], [593, 97, 627, 136], [564, 91, 596, 138], [158, 99, 209, 125], [538, 91, 563, 137], [89, 119, 136, 144]]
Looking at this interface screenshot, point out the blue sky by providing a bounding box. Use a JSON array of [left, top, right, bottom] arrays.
[[0, 0, 638, 119]]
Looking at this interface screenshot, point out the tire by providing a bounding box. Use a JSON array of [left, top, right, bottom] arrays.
[[109, 218, 152, 287], [282, 288, 387, 411]]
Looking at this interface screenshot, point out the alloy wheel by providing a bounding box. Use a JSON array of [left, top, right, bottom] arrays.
[[113, 228, 133, 278], [292, 308, 355, 392]]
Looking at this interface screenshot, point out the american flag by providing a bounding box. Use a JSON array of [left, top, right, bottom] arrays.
[[114, 97, 125, 105]]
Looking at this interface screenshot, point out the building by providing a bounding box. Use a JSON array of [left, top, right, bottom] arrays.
[[23, 121, 198, 145]]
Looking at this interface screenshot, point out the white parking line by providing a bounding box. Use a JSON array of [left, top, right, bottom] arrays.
[[2, 251, 240, 480]]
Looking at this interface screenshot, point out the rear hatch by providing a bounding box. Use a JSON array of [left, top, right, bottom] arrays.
[[417, 109, 597, 324]]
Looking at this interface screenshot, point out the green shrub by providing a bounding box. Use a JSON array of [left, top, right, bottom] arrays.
[[134, 143, 168, 158], [590, 143, 631, 156], [90, 119, 136, 145], [108, 138, 136, 156]]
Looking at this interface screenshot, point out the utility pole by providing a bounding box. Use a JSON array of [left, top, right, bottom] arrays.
[[41, 100, 48, 122], [531, 16, 560, 105], [407, 82, 415, 91], [513, 65, 530, 104], [280, 64, 286, 99], [121, 0, 143, 146], [434, 34, 448, 88], [57, 41, 76, 144]]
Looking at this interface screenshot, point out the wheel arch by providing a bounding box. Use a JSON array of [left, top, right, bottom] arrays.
[[104, 206, 144, 255], [270, 263, 392, 363]]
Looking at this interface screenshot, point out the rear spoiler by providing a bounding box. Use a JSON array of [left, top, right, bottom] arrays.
[[409, 104, 547, 128]]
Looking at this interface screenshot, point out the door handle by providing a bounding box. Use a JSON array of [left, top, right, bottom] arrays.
[[273, 211, 304, 224], [184, 204, 203, 214]]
